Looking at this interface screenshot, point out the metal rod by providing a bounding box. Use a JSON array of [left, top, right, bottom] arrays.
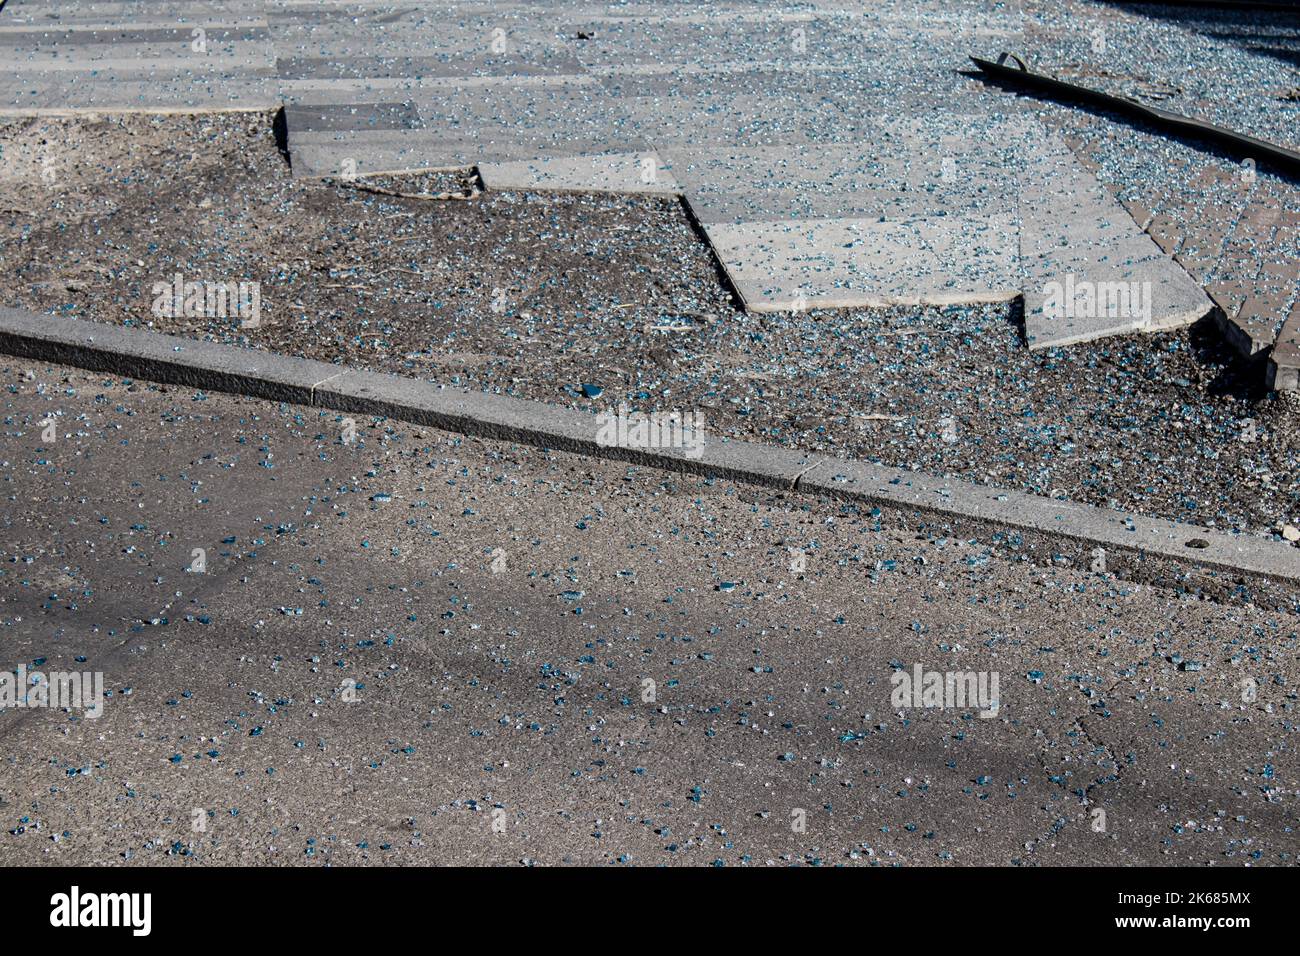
[[970, 52, 1300, 178]]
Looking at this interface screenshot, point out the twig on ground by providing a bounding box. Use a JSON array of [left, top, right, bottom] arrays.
[[340, 181, 480, 202]]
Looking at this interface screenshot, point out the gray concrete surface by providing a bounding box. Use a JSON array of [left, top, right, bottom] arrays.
[[1, 354, 1296, 866], [0, 0, 277, 113], [1018, 128, 1214, 349]]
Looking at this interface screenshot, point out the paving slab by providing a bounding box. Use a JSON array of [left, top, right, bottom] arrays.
[[477, 151, 681, 195], [287, 130, 642, 179], [661, 128, 1019, 226], [564, 16, 873, 71], [282, 101, 423, 134], [2, 0, 257, 21], [0, 0, 277, 112], [0, 27, 271, 47], [276, 54, 586, 82], [702, 215, 1021, 312], [1019, 131, 1212, 349]]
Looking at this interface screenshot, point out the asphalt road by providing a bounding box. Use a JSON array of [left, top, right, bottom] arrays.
[[1, 356, 1296, 865]]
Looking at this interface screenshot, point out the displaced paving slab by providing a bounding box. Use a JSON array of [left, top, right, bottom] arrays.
[[1017, 129, 1213, 348], [660, 131, 1020, 226], [703, 216, 1021, 312], [478, 151, 681, 195]]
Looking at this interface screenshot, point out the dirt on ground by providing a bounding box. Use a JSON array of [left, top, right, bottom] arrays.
[[1, 110, 1298, 537]]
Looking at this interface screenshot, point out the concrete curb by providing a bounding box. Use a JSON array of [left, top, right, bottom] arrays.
[[4, 308, 1300, 590], [1266, 308, 1300, 392]]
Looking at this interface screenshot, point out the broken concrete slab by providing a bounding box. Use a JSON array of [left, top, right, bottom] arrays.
[[1021, 252, 1214, 350], [660, 130, 1017, 226], [702, 215, 1020, 312], [477, 151, 681, 195], [1019, 131, 1212, 349]]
